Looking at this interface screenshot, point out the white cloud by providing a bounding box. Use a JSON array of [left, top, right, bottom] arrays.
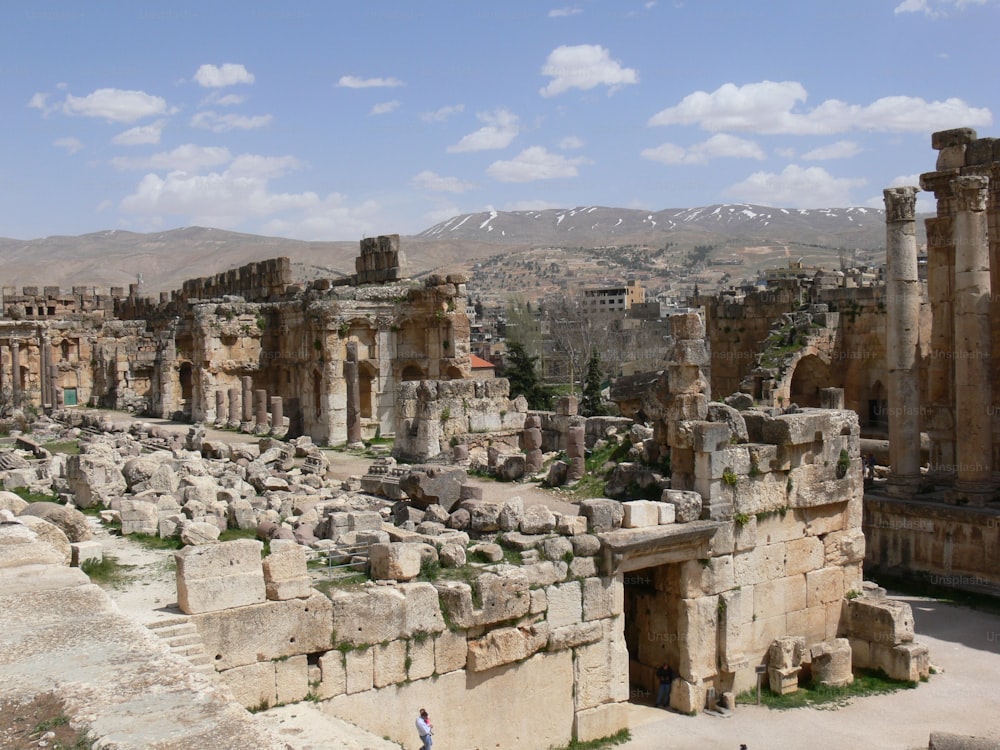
[[412, 170, 476, 193], [110, 144, 233, 172], [112, 120, 165, 146], [201, 92, 247, 107], [53, 137, 82, 154], [486, 146, 591, 182], [649, 80, 992, 134], [448, 108, 520, 153], [895, 0, 993, 16], [641, 133, 766, 165], [559, 136, 584, 149], [775, 147, 797, 159], [801, 140, 862, 160], [865, 178, 934, 213], [28, 92, 52, 114], [725, 164, 867, 207], [62, 88, 171, 123], [421, 104, 464, 123], [190, 111, 272, 132], [888, 173, 921, 187], [337, 75, 404, 89], [549, 7, 583, 17], [539, 44, 638, 97], [371, 100, 400, 115], [228, 154, 301, 179], [194, 63, 255, 87]]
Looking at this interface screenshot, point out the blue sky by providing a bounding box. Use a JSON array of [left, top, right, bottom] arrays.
[[1, 0, 996, 241]]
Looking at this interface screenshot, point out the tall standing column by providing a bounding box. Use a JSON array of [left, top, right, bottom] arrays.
[[952, 175, 993, 503], [241, 376, 254, 426], [215, 390, 227, 425], [884, 187, 922, 496], [228, 387, 241, 429], [270, 396, 284, 436], [344, 341, 362, 446], [255, 388, 269, 434], [10, 338, 21, 405]]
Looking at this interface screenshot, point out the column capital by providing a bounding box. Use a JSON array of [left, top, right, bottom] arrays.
[[883, 186, 918, 222], [952, 175, 989, 213]]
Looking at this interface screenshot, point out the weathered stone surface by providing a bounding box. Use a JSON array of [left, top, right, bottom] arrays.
[[179, 520, 222, 545], [520, 504, 556, 534], [329, 582, 444, 646], [546, 580, 582, 629], [66, 453, 127, 508], [0, 491, 28, 515], [579, 498, 623, 533], [574, 631, 629, 710], [174, 539, 266, 614], [398, 467, 467, 511], [275, 653, 310, 704], [435, 568, 530, 629], [663, 489, 702, 523], [16, 515, 71, 565], [622, 500, 660, 528], [845, 596, 914, 645], [467, 622, 548, 671], [19, 502, 92, 543], [345, 647, 374, 694], [582, 576, 623, 621], [370, 542, 422, 581], [810, 638, 853, 687], [373, 640, 407, 687], [434, 628, 468, 674], [262, 539, 313, 600]]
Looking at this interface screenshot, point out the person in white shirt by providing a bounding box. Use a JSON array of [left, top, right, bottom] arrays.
[[416, 708, 433, 749]]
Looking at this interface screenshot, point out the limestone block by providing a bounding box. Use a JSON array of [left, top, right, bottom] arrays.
[[826, 599, 845, 640], [262, 540, 312, 600], [752, 613, 788, 655], [317, 651, 346, 699], [330, 583, 444, 646], [770, 635, 806, 670], [810, 638, 853, 688], [71, 540, 103, 567], [679, 556, 734, 598], [498, 496, 523, 531], [373, 640, 407, 687], [370, 542, 422, 581], [754, 511, 806, 545], [582, 576, 623, 621], [467, 623, 549, 672], [66, 453, 127, 508], [570, 556, 597, 579], [439, 542, 466, 567], [574, 633, 630, 710], [520, 504, 556, 534], [17, 516, 71, 565], [434, 628, 467, 674], [784, 536, 824, 576], [869, 640, 930, 682], [678, 596, 718, 681], [522, 561, 565, 588], [345, 647, 374, 694], [435, 568, 530, 629], [622, 500, 659, 529], [0, 491, 28, 514], [845, 597, 914, 645], [548, 621, 602, 651], [347, 511, 382, 531], [733, 544, 784, 586], [470, 502, 502, 532], [662, 489, 702, 523], [540, 536, 573, 563], [802, 502, 847, 536], [571, 534, 601, 557], [823, 528, 866, 566], [656, 502, 676, 525], [719, 588, 751, 671], [179, 520, 221, 545], [0, 524, 65, 568], [275, 654, 310, 704], [174, 539, 266, 615], [786, 606, 827, 647], [806, 567, 845, 608], [191, 592, 333, 669], [401, 582, 447, 636], [573, 703, 629, 744], [578, 498, 623, 532], [555, 513, 587, 536], [546, 580, 583, 629], [768, 665, 800, 695], [220, 661, 276, 710], [754, 574, 806, 623], [669, 677, 706, 713], [20, 502, 92, 543], [733, 516, 756, 552], [407, 636, 435, 680]]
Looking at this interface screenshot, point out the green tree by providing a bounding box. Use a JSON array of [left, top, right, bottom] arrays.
[[581, 348, 605, 417], [503, 341, 553, 410]]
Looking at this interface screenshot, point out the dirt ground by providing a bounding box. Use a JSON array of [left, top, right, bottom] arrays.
[[0, 692, 94, 750]]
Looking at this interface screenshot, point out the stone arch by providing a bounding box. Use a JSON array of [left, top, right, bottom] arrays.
[[444, 365, 463, 381], [788, 353, 832, 408], [401, 363, 424, 382]]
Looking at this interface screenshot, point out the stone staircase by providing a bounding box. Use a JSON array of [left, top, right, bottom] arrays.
[[146, 617, 215, 676]]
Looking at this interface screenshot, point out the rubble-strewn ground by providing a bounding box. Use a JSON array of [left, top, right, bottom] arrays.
[[0, 692, 93, 750]]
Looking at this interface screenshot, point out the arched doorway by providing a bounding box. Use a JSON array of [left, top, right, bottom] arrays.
[[868, 380, 888, 431], [401, 364, 424, 382], [359, 362, 376, 419], [789, 354, 831, 408]]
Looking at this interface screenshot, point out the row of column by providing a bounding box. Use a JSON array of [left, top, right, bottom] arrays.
[[885, 175, 992, 501], [212, 376, 287, 437]]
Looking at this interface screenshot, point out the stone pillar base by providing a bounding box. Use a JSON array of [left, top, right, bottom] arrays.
[[948, 480, 993, 506], [885, 474, 921, 498]]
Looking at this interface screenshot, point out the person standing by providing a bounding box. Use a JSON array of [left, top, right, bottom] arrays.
[[655, 661, 674, 708], [416, 708, 433, 749]]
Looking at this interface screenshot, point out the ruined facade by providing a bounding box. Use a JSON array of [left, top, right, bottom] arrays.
[[0, 236, 471, 447]]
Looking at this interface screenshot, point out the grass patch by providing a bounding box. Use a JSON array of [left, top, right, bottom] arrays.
[[547, 728, 631, 750], [42, 440, 81, 455], [218, 528, 258, 543], [12, 487, 60, 503], [736, 668, 917, 710], [126, 532, 185, 551], [80, 554, 132, 586], [314, 571, 369, 597]]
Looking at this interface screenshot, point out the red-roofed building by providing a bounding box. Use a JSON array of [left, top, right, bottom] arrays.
[[469, 353, 496, 381]]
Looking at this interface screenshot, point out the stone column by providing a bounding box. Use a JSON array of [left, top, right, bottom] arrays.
[[0, 345, 5, 398], [48, 365, 59, 412], [241, 376, 254, 427], [228, 387, 241, 429], [270, 396, 284, 437], [345, 342, 362, 446], [39, 334, 50, 408], [522, 414, 543, 474], [255, 388, 269, 433], [952, 175, 993, 503], [215, 390, 227, 425], [566, 423, 586, 481], [11, 338, 21, 404], [884, 187, 922, 496]]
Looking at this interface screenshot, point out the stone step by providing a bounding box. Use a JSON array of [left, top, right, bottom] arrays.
[[147, 618, 217, 676]]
